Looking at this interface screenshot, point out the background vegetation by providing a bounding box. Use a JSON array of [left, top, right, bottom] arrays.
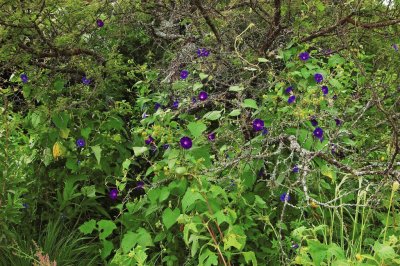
[[0, 0, 399, 265]]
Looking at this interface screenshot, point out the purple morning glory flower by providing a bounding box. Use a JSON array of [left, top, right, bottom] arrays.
[[335, 118, 342, 126], [293, 165, 299, 173], [310, 117, 318, 127], [252, 119, 264, 131], [82, 76, 91, 85], [199, 91, 208, 101], [96, 19, 104, 27], [299, 52, 310, 61], [109, 188, 118, 200], [314, 73, 323, 83], [135, 181, 144, 190], [285, 86, 293, 94], [180, 136, 192, 149], [172, 100, 179, 109], [180, 70, 189, 79], [313, 127, 324, 140], [20, 73, 28, 83], [76, 138, 85, 148], [155, 103, 161, 111], [197, 48, 210, 57], [332, 94, 338, 100], [292, 243, 299, 249], [142, 112, 149, 119], [208, 132, 216, 141], [145, 136, 154, 145], [192, 97, 197, 103], [393, 44, 398, 52], [262, 128, 269, 136], [163, 144, 170, 150], [288, 95, 296, 104], [280, 192, 291, 202], [321, 86, 329, 95], [258, 168, 264, 177]]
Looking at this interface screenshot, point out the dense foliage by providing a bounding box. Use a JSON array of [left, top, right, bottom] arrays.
[[1, 0, 400, 265]]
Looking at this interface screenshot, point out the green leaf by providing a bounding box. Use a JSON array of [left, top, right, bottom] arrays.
[[182, 188, 205, 212], [223, 225, 246, 251], [257, 57, 268, 62], [81, 185, 96, 198], [54, 79, 65, 91], [193, 82, 203, 90], [307, 239, 328, 265], [229, 85, 244, 92], [187, 121, 207, 138], [135, 228, 154, 247], [199, 73, 209, 80], [228, 109, 241, 116], [81, 127, 91, 139], [242, 251, 258, 266], [175, 166, 187, 175], [242, 99, 258, 109], [329, 78, 343, 89], [203, 111, 221, 120], [122, 159, 131, 170], [133, 146, 148, 156], [97, 220, 117, 240], [79, 219, 97, 235], [91, 145, 102, 165], [162, 208, 180, 229], [121, 231, 136, 254], [101, 240, 113, 259], [158, 187, 170, 202], [328, 54, 345, 67], [51, 111, 69, 129], [373, 241, 396, 260]]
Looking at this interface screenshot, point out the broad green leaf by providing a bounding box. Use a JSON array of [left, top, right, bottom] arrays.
[[329, 78, 343, 89], [121, 231, 136, 254], [199, 73, 209, 80], [193, 82, 203, 90], [307, 239, 328, 265], [229, 109, 241, 116], [98, 220, 117, 240], [229, 85, 244, 92], [242, 251, 258, 266], [133, 146, 148, 156], [101, 240, 113, 259], [175, 166, 187, 175], [257, 57, 268, 62], [91, 145, 102, 165], [223, 225, 246, 251], [158, 187, 170, 202], [136, 228, 154, 247], [242, 99, 258, 109], [162, 208, 180, 229], [79, 219, 97, 235], [373, 241, 396, 260], [182, 188, 204, 212], [187, 121, 207, 138], [81, 127, 91, 139], [203, 111, 221, 120], [51, 111, 69, 129], [54, 79, 65, 91]]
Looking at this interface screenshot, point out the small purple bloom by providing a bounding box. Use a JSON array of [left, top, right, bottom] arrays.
[[208, 132, 216, 141], [288, 95, 296, 104], [258, 169, 264, 177], [142, 112, 149, 119], [180, 136, 193, 149], [109, 188, 118, 200], [314, 73, 323, 83], [292, 243, 299, 249], [155, 103, 161, 111], [285, 86, 293, 94], [192, 97, 197, 103], [299, 52, 310, 61], [280, 192, 291, 202], [310, 117, 318, 127], [96, 19, 104, 27], [335, 118, 342, 126], [262, 128, 269, 136], [197, 48, 210, 57], [332, 94, 338, 100], [293, 165, 299, 173], [180, 70, 189, 79], [313, 127, 324, 140], [145, 136, 154, 145], [321, 86, 329, 95], [199, 91, 208, 101], [172, 100, 179, 109], [135, 181, 145, 190], [163, 144, 170, 150], [393, 44, 398, 52], [82, 76, 91, 85], [252, 119, 264, 131], [20, 73, 28, 83], [76, 138, 85, 148]]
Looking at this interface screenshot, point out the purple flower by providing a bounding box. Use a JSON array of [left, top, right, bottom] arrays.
[[96, 19, 104, 27], [335, 118, 342, 126], [288, 95, 296, 104], [109, 188, 118, 200], [208, 132, 216, 141], [299, 52, 310, 61], [192, 97, 197, 103], [258, 168, 264, 177], [280, 192, 291, 202], [135, 181, 144, 190], [197, 48, 210, 57], [285, 86, 293, 94], [262, 128, 269, 136], [180, 70, 189, 79], [314, 73, 323, 83], [393, 44, 398, 52], [180, 136, 192, 149], [310, 117, 318, 127], [163, 144, 170, 150], [142, 112, 149, 119], [20, 73, 28, 83], [292, 243, 299, 249], [313, 127, 324, 140], [155, 103, 161, 111], [321, 86, 329, 95], [172, 100, 179, 109], [252, 119, 264, 131], [76, 138, 85, 148], [332, 94, 338, 100], [145, 136, 154, 145], [199, 91, 208, 101], [293, 165, 299, 173], [82, 76, 91, 85]]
